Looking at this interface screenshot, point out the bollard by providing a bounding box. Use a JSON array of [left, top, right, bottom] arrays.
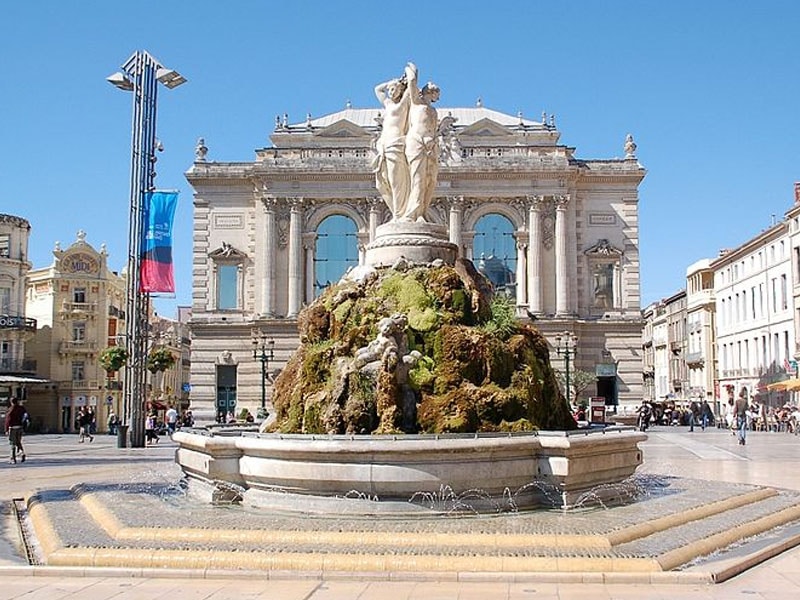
[[117, 424, 129, 448]]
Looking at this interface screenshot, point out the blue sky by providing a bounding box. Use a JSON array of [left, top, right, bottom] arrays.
[[2, 1, 799, 317]]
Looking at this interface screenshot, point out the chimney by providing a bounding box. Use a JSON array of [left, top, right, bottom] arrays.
[[795, 182, 800, 204]]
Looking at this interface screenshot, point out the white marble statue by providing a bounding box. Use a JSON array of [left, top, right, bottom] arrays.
[[372, 62, 440, 223], [372, 70, 411, 219], [404, 63, 440, 222]]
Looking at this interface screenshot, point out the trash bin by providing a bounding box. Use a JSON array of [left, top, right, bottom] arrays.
[[117, 424, 129, 448]]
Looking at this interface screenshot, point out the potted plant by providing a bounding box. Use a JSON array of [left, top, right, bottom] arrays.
[[147, 346, 176, 374], [98, 346, 128, 374]]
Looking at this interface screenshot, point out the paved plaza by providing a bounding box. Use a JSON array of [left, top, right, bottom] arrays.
[[1, 427, 800, 598]]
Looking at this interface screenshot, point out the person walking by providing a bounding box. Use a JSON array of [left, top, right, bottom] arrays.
[[5, 397, 26, 464], [733, 386, 749, 446], [165, 405, 178, 436], [145, 411, 159, 445], [77, 407, 94, 443]]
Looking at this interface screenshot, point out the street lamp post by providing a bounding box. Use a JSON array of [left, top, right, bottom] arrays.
[[555, 332, 578, 406], [108, 51, 185, 448], [252, 334, 275, 420]]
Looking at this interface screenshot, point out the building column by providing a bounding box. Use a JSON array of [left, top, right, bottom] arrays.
[[303, 232, 316, 304], [287, 197, 304, 318], [261, 197, 277, 317], [554, 194, 570, 315], [527, 195, 544, 314], [516, 239, 527, 306], [368, 197, 381, 243], [448, 196, 464, 257]]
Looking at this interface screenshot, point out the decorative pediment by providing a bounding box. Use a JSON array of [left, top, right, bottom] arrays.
[[458, 118, 515, 139], [585, 239, 623, 257], [314, 119, 371, 139], [209, 242, 247, 261]]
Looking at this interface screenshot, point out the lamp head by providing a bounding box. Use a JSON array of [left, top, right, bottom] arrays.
[[107, 72, 133, 91], [156, 67, 187, 89]]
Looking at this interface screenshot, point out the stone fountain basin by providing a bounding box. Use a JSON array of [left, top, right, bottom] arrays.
[[174, 427, 645, 512]]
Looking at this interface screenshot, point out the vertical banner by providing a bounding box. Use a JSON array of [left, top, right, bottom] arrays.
[[140, 190, 178, 293]]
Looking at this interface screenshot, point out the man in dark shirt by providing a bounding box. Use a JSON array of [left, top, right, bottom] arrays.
[[733, 387, 749, 446], [5, 397, 26, 464]]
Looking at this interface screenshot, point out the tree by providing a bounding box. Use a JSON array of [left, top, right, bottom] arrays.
[[555, 368, 597, 405], [98, 346, 128, 374]]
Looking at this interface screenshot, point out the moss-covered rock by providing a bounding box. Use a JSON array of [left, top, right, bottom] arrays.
[[269, 262, 576, 434]]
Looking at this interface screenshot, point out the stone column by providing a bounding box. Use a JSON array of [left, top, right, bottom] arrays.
[[303, 233, 317, 304], [527, 195, 544, 315], [287, 198, 304, 318], [448, 196, 464, 258], [516, 239, 527, 306], [613, 262, 622, 308], [368, 198, 381, 243], [554, 194, 570, 315], [261, 197, 277, 317]]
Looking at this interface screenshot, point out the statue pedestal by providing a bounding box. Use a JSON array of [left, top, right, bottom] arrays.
[[364, 222, 458, 267]]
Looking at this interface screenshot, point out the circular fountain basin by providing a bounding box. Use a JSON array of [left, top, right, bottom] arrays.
[[173, 427, 646, 513]]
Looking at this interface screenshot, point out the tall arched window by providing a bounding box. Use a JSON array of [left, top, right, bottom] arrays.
[[314, 215, 358, 297], [473, 214, 516, 297]]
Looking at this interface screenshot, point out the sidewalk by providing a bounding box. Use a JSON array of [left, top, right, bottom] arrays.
[[2, 428, 800, 599]]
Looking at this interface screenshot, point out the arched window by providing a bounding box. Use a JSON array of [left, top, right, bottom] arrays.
[[473, 214, 516, 297], [314, 215, 358, 297]]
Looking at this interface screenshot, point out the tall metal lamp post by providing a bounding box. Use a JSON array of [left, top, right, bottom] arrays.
[[108, 51, 185, 448], [555, 332, 578, 406], [252, 334, 275, 419]]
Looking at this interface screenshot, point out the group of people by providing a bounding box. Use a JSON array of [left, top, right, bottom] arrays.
[[75, 406, 95, 443]]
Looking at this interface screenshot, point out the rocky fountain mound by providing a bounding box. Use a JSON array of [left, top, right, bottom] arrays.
[[175, 257, 644, 513], [270, 257, 575, 436]]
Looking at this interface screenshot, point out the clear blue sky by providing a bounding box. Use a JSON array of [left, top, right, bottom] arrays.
[[2, 1, 799, 317]]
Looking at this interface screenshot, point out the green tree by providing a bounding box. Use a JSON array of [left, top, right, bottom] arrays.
[[555, 368, 597, 405]]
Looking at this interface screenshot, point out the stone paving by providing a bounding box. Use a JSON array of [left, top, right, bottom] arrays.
[[1, 428, 800, 598]]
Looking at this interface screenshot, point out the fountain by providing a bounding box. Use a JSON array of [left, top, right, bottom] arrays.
[[173, 62, 645, 513]]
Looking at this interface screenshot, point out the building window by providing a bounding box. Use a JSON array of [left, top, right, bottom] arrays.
[[73, 287, 86, 304], [474, 213, 517, 298], [217, 265, 238, 310], [314, 215, 358, 297], [0, 234, 9, 258], [781, 274, 788, 310], [72, 361, 85, 382], [0, 286, 9, 313], [73, 322, 86, 342]]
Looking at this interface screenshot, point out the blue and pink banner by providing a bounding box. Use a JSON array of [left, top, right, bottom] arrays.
[[140, 190, 178, 294]]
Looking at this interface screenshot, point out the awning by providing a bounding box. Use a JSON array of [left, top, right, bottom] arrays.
[[766, 379, 800, 392], [0, 375, 51, 384]]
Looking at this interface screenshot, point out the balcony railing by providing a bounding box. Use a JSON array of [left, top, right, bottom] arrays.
[[59, 301, 98, 315], [685, 352, 704, 366], [57, 379, 100, 391], [58, 341, 98, 355], [0, 358, 37, 374], [0, 314, 37, 333]]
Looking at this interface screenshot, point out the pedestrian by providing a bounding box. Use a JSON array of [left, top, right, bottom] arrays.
[[5, 397, 26, 464], [700, 398, 711, 431], [107, 412, 118, 436], [165, 405, 178, 435], [733, 386, 749, 446], [145, 411, 159, 445], [77, 407, 94, 443]]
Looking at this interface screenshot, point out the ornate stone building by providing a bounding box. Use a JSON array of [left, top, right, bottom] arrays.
[[25, 231, 127, 432], [187, 101, 646, 423], [0, 214, 38, 419]]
